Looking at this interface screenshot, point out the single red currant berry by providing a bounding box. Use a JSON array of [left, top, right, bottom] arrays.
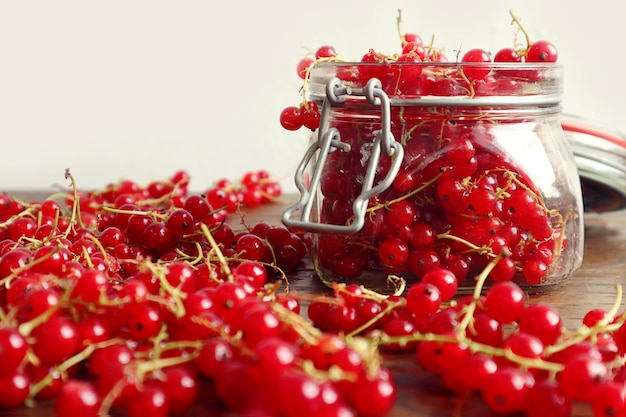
[[0, 369, 30, 409], [127, 305, 162, 341], [526, 40, 558, 63], [559, 355, 608, 402], [461, 48, 492, 80], [300, 101, 321, 130], [315, 45, 337, 59], [161, 366, 199, 414], [525, 379, 572, 417], [403, 33, 423, 47], [30, 316, 80, 365], [166, 209, 195, 237], [407, 248, 440, 277], [71, 269, 109, 304], [378, 237, 409, 268], [410, 222, 435, 249], [469, 186, 497, 216], [350, 371, 397, 417], [235, 233, 271, 262], [296, 56, 315, 79], [401, 41, 425, 59], [522, 259, 548, 285], [233, 260, 268, 288], [483, 281, 526, 324], [591, 381, 626, 417], [196, 338, 234, 379], [143, 222, 175, 250], [494, 47, 522, 62], [482, 367, 530, 414], [279, 106, 303, 131], [0, 327, 28, 377], [405, 282, 441, 320], [395, 51, 423, 82], [502, 332, 544, 359], [421, 267, 458, 301], [518, 302, 562, 345], [583, 308, 609, 328], [387, 200, 416, 227], [126, 382, 168, 417], [465, 311, 504, 347], [54, 379, 102, 417], [457, 353, 498, 392]]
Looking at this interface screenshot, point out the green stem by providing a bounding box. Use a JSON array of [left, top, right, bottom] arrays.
[[200, 223, 234, 281], [509, 9, 533, 51], [366, 170, 444, 213], [347, 298, 405, 339], [27, 339, 124, 404], [457, 251, 506, 334], [0, 247, 60, 289], [436, 231, 493, 256], [63, 169, 85, 236]]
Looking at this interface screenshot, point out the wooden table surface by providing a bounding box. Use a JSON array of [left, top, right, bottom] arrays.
[[2, 191, 626, 417]]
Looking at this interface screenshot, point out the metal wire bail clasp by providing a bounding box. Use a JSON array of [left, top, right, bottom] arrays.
[[282, 77, 404, 234]]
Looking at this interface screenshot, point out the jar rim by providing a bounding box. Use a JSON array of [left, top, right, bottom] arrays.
[[314, 61, 562, 69], [308, 61, 563, 106]]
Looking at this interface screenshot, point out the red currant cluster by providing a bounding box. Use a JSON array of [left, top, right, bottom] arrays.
[[281, 10, 573, 289], [315, 123, 563, 287], [0, 170, 398, 417], [279, 44, 340, 132], [307, 257, 626, 417], [202, 169, 282, 210], [279, 10, 559, 133]]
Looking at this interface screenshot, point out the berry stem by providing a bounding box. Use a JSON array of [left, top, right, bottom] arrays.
[[0, 247, 61, 289], [347, 297, 405, 338], [63, 168, 86, 235], [456, 250, 508, 333], [366, 170, 444, 213], [144, 262, 187, 318], [200, 223, 234, 281], [101, 205, 168, 222], [509, 9, 533, 50], [0, 206, 38, 229], [271, 302, 323, 345], [436, 231, 493, 256], [396, 9, 408, 46], [26, 338, 124, 405], [18, 305, 61, 338]]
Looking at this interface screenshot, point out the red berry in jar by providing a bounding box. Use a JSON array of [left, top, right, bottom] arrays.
[[283, 59, 583, 293]]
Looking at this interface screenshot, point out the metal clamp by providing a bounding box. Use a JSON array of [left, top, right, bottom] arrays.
[[282, 77, 404, 234]]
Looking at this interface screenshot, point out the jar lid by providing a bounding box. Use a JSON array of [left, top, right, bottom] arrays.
[[562, 114, 626, 212]]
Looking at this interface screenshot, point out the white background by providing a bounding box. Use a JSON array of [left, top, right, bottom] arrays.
[[1, 1, 624, 193]]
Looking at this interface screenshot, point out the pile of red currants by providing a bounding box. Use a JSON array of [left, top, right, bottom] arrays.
[[0, 167, 621, 417], [307, 256, 626, 417], [0, 170, 397, 417]]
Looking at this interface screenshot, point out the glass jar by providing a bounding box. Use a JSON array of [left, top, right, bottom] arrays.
[[282, 61, 584, 293]]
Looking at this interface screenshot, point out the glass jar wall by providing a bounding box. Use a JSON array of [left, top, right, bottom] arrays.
[[283, 62, 584, 293]]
